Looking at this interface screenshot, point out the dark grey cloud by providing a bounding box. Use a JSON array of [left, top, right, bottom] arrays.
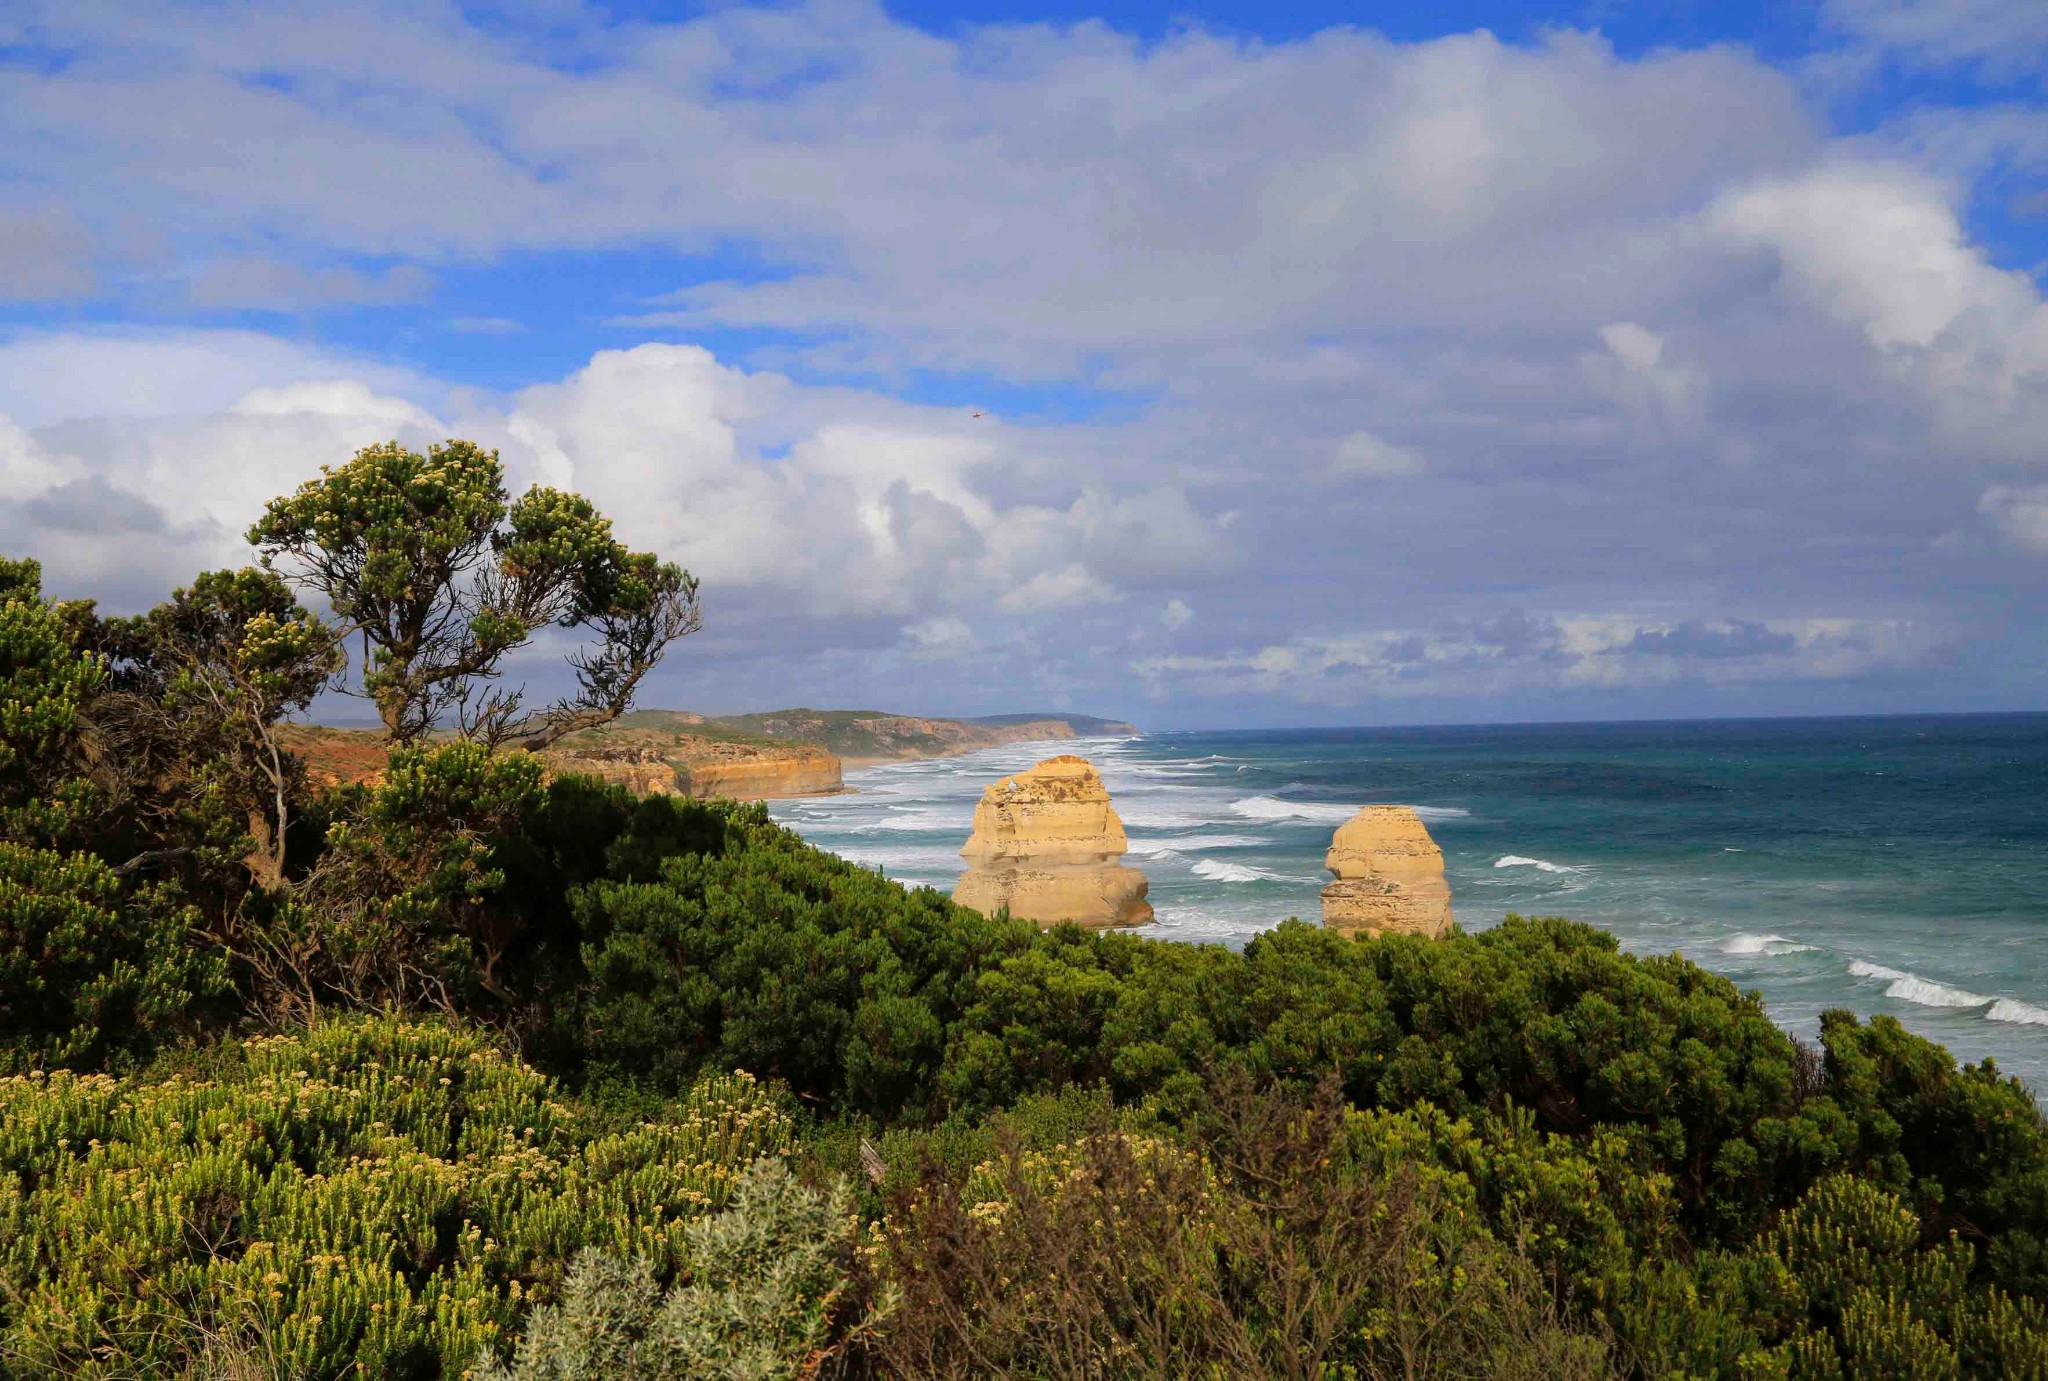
[[1627, 620, 1800, 660]]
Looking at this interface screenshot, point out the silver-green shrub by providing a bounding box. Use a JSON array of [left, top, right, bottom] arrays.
[[479, 1160, 874, 1380]]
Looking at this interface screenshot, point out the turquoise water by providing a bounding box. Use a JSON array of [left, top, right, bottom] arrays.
[[769, 715, 2048, 1096]]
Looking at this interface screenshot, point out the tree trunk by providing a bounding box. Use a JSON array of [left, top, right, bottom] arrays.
[[246, 809, 285, 892]]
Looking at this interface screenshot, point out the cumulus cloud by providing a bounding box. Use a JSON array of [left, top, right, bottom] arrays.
[[0, 5, 2043, 716], [0, 334, 1222, 652], [1980, 485, 2048, 552], [1331, 431, 1426, 478]]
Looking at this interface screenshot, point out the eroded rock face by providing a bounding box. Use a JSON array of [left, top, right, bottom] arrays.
[[953, 755, 1153, 928], [1320, 806, 1454, 939]]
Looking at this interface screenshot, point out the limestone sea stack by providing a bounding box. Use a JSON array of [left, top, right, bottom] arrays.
[[953, 755, 1154, 928], [1320, 806, 1454, 939]]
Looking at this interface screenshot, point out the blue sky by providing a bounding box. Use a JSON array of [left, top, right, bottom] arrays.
[[1, 0, 2045, 727]]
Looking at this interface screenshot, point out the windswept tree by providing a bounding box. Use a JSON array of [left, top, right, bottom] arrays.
[[92, 568, 343, 890], [249, 439, 700, 748]]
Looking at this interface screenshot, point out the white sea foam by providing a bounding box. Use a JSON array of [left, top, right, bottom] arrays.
[[1411, 806, 1472, 821], [1721, 933, 1818, 956], [1229, 795, 1360, 823], [1988, 998, 2048, 1027], [1192, 859, 1280, 883], [1493, 855, 1578, 874], [1126, 834, 1263, 857], [1847, 960, 1989, 1008]]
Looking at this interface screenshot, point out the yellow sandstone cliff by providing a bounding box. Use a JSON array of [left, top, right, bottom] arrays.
[[277, 727, 844, 801], [952, 755, 1153, 928], [542, 740, 844, 799], [1320, 806, 1454, 939]]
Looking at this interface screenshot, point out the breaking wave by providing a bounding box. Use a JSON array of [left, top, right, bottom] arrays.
[[1493, 855, 1578, 874], [1989, 999, 2048, 1027], [1191, 859, 1280, 883], [1229, 796, 1360, 823], [1125, 834, 1264, 857], [1721, 933, 1818, 956], [1847, 960, 1990, 1009]]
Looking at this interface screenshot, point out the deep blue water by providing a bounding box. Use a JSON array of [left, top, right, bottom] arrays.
[[770, 714, 2048, 1095]]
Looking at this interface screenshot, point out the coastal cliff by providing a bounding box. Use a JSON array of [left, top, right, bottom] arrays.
[[279, 704, 1132, 803], [277, 726, 844, 801], [1320, 806, 1454, 939], [952, 755, 1153, 928]]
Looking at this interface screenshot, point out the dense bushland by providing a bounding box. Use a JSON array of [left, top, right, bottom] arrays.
[[5, 445, 2048, 1375], [0, 1019, 797, 1376]]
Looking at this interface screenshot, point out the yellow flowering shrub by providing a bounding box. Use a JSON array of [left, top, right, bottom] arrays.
[[0, 1016, 793, 1377]]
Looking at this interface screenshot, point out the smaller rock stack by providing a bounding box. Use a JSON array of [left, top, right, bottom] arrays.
[[953, 755, 1154, 928], [1320, 806, 1454, 939]]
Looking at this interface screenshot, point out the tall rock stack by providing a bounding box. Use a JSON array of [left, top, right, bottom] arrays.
[[1320, 806, 1454, 939], [953, 755, 1154, 928]]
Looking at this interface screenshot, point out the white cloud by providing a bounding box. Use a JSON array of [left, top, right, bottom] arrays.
[[1824, 0, 2048, 77], [1001, 563, 1119, 614], [903, 616, 976, 657], [1980, 484, 2048, 552], [1590, 322, 1703, 424], [1711, 162, 2048, 459], [1331, 430, 1426, 477], [1, 7, 2044, 712], [0, 414, 78, 502], [0, 332, 1221, 642], [0, 330, 430, 428], [1714, 164, 2039, 351]]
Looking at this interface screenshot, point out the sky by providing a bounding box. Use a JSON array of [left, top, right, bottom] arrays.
[[1, 0, 2045, 728]]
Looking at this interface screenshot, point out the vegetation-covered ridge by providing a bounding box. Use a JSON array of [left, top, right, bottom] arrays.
[[636, 706, 1139, 763], [2, 440, 2044, 1376]]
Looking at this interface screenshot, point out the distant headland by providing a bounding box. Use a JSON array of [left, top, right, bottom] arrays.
[[283, 707, 1137, 800]]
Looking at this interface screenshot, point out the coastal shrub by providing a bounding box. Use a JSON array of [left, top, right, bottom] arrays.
[[0, 841, 229, 1072], [569, 806, 1033, 1117], [0, 555, 105, 849], [1612, 1172, 2048, 1375], [477, 1161, 882, 1380], [562, 816, 2048, 1258], [872, 1073, 1616, 1379], [0, 1016, 795, 1378]]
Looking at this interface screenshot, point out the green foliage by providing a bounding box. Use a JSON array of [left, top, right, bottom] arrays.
[[1615, 1173, 2048, 1375], [0, 841, 229, 1073], [0, 556, 105, 848], [254, 742, 549, 1019], [248, 439, 699, 747], [0, 1017, 795, 1378], [569, 807, 1030, 1117], [478, 1161, 880, 1380]]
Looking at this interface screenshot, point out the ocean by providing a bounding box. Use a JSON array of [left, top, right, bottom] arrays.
[[768, 714, 2048, 1096]]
